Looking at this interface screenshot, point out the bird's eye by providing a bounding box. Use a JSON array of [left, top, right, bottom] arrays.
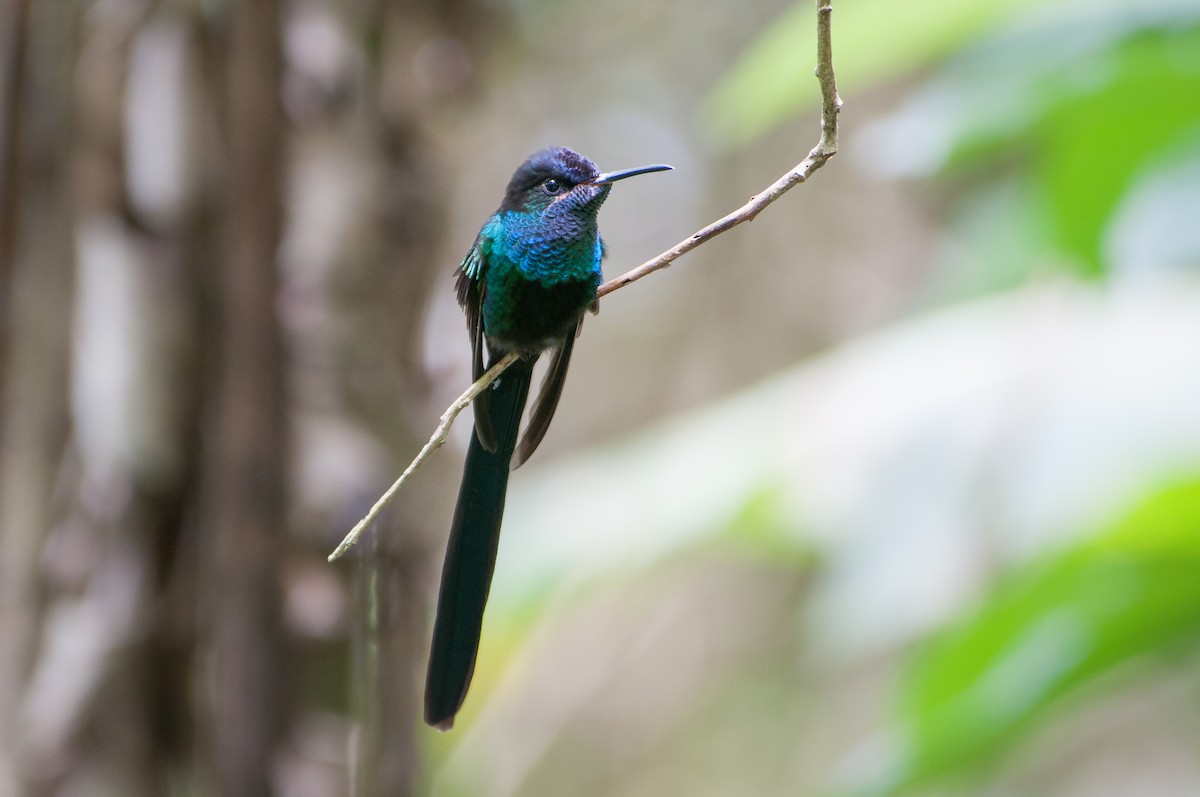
[[542, 178, 563, 195]]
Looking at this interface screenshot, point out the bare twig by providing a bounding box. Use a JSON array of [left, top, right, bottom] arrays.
[[328, 351, 521, 560], [600, 0, 839, 296], [328, 0, 840, 561]]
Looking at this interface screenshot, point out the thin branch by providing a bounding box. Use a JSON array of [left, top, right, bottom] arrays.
[[600, 0, 839, 297], [328, 351, 521, 561], [328, 0, 841, 562]]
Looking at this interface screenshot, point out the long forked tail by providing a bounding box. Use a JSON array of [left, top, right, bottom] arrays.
[[424, 357, 532, 730]]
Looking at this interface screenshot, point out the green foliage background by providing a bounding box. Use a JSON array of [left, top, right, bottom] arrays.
[[701, 2, 1200, 794]]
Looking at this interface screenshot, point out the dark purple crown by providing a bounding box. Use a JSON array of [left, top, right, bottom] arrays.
[[502, 147, 600, 207]]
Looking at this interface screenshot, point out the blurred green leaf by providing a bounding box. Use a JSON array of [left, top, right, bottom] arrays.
[[858, 6, 1200, 275], [916, 176, 1057, 306], [1104, 132, 1200, 275], [1036, 28, 1200, 272], [704, 0, 1066, 148], [863, 481, 1200, 796]]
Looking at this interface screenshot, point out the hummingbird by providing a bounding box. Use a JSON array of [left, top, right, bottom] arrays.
[[425, 147, 672, 730]]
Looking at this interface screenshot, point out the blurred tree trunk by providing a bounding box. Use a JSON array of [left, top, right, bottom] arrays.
[[65, 6, 210, 795], [0, 2, 79, 793], [0, 0, 506, 793], [197, 0, 289, 794], [0, 0, 31, 355]]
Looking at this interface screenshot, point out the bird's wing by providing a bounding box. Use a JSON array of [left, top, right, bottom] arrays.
[[512, 320, 578, 469], [511, 237, 601, 466], [456, 242, 496, 452]]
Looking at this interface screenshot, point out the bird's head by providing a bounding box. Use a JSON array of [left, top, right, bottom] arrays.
[[499, 147, 671, 219]]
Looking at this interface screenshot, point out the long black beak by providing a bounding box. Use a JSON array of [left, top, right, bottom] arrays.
[[591, 164, 673, 185]]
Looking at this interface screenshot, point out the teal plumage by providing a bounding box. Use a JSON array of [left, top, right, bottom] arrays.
[[425, 147, 671, 730]]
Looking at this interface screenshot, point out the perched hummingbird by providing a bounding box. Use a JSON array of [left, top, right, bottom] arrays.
[[425, 147, 671, 730]]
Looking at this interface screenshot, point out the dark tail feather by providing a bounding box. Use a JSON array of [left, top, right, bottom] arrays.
[[514, 327, 576, 469], [424, 359, 532, 730]]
